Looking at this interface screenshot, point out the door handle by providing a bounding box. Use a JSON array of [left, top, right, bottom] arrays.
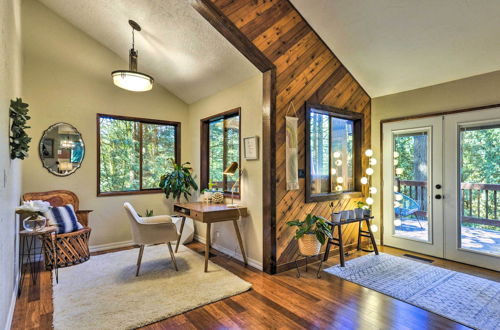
[[435, 194, 443, 199]]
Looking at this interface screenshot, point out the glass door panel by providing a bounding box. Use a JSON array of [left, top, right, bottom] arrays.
[[383, 117, 443, 258], [459, 124, 500, 256], [443, 107, 500, 271], [393, 131, 430, 242]]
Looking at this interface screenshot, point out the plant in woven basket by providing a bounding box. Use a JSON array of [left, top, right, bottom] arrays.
[[159, 158, 198, 203], [287, 214, 332, 256], [9, 98, 31, 160]]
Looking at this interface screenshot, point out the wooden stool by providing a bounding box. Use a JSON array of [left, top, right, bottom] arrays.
[[323, 217, 379, 267]]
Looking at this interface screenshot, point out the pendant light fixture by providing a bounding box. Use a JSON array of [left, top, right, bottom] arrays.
[[111, 20, 154, 92]]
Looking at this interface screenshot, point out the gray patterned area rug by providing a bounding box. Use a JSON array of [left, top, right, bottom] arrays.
[[324, 253, 500, 329]]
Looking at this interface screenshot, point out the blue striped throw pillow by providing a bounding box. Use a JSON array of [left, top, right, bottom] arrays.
[[44, 204, 83, 234]]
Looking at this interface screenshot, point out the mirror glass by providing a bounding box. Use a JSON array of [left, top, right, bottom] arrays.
[[39, 123, 85, 176]]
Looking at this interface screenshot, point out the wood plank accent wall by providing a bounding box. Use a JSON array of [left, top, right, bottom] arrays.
[[204, 0, 371, 272]]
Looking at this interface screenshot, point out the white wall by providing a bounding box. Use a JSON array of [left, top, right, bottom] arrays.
[[188, 75, 263, 269], [21, 0, 190, 249], [0, 0, 22, 328], [371, 70, 500, 239]]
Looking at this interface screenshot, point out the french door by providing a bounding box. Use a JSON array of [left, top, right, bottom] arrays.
[[383, 107, 500, 271]]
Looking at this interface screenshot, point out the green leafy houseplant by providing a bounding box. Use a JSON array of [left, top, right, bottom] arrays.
[[287, 214, 333, 256], [9, 98, 31, 160], [159, 158, 198, 203]]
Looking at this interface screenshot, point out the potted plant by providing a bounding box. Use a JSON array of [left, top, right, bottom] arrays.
[[16, 200, 51, 231], [159, 159, 198, 203], [287, 214, 333, 256], [354, 201, 365, 219]]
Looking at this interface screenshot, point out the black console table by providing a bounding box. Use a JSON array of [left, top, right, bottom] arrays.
[[323, 217, 379, 267]]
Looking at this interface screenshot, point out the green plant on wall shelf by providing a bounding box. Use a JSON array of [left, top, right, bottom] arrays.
[[9, 98, 31, 160], [159, 158, 198, 203]]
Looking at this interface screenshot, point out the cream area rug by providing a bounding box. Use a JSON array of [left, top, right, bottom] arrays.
[[52, 244, 252, 330]]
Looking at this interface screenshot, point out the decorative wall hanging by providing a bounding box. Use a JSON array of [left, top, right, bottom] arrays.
[[39, 122, 85, 176], [285, 101, 299, 191], [243, 136, 259, 160], [9, 98, 31, 160]]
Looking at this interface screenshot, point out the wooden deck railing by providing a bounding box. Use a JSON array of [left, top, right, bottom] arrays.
[[397, 180, 500, 227]]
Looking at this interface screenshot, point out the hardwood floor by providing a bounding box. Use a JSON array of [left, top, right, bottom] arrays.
[[12, 243, 499, 329]]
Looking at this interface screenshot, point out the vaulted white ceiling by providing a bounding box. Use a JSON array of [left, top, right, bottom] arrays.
[[39, 0, 259, 104], [291, 0, 500, 97]]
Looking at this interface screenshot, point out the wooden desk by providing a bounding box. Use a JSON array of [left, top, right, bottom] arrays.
[[173, 202, 248, 272]]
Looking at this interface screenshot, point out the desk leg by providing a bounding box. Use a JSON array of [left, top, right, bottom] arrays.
[[365, 218, 379, 255], [338, 225, 345, 267], [233, 220, 248, 266], [204, 223, 211, 272], [175, 216, 186, 253]]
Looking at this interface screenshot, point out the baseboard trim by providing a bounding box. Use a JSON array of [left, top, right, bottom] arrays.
[[194, 234, 263, 271], [89, 240, 134, 253], [5, 277, 19, 330]]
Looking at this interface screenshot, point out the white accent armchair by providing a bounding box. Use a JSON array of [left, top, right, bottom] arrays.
[[124, 202, 179, 276]]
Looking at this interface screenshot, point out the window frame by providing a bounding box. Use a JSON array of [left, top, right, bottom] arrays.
[[305, 103, 363, 203], [96, 113, 181, 197], [200, 108, 241, 198]]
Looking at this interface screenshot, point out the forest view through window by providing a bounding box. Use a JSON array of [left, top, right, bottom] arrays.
[[202, 110, 240, 195], [98, 114, 180, 195]]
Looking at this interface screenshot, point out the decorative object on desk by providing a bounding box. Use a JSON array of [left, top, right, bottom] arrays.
[[212, 192, 224, 203], [285, 101, 299, 190], [354, 201, 367, 219], [9, 98, 31, 160], [39, 122, 85, 176], [360, 149, 378, 233], [332, 212, 341, 222], [16, 200, 51, 232], [287, 214, 333, 256], [243, 136, 259, 160], [223, 161, 240, 207], [111, 20, 154, 92], [159, 158, 198, 203]]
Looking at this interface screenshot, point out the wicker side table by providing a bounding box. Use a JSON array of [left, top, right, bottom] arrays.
[[18, 226, 58, 297]]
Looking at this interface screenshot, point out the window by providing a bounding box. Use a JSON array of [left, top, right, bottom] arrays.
[[201, 108, 240, 196], [305, 103, 363, 202], [97, 114, 180, 196]]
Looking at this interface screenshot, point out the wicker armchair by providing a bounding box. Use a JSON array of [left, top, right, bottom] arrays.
[[22, 190, 92, 270]]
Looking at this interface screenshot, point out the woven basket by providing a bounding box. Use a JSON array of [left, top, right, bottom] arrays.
[[298, 234, 321, 256]]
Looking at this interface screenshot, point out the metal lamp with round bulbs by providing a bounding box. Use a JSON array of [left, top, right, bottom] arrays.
[[112, 20, 154, 92]]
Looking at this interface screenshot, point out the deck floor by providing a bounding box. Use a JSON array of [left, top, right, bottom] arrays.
[[395, 218, 500, 255]]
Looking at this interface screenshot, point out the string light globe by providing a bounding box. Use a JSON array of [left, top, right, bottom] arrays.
[[336, 177, 344, 184], [333, 151, 341, 158], [369, 187, 377, 194], [365, 149, 373, 157], [366, 197, 374, 205], [366, 168, 374, 176], [370, 224, 378, 233], [360, 177, 368, 185], [369, 158, 377, 166], [395, 168, 404, 175], [394, 219, 402, 226]]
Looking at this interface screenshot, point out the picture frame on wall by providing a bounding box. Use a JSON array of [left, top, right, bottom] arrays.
[[243, 136, 259, 160]]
